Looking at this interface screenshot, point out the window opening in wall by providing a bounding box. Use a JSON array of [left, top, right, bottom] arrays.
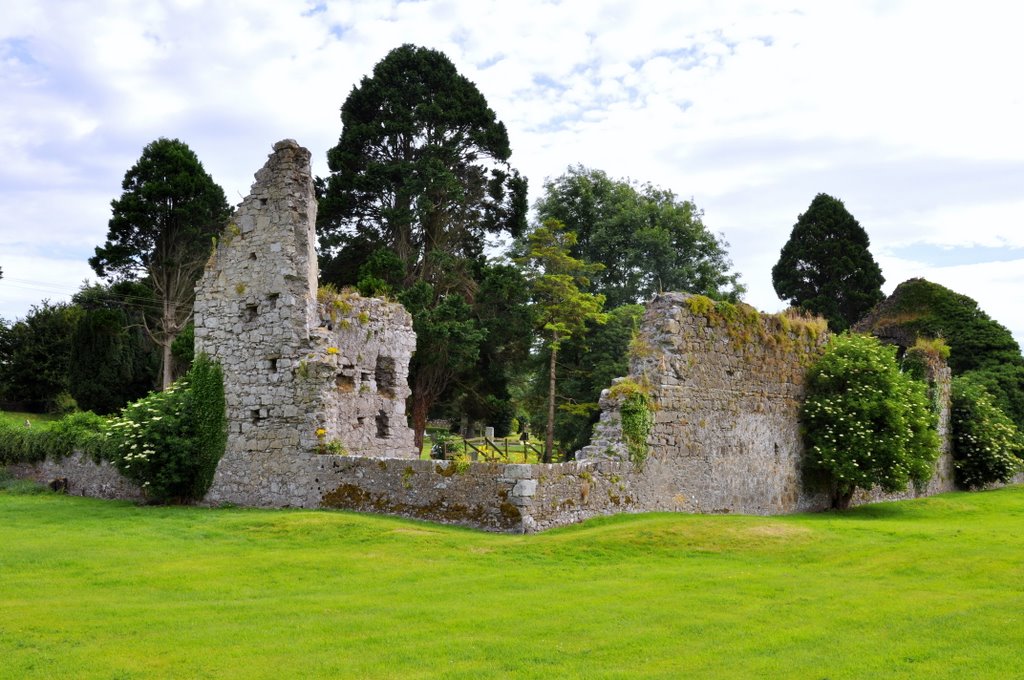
[[376, 410, 390, 438], [259, 197, 268, 206], [251, 409, 262, 424], [336, 372, 355, 393], [375, 356, 396, 398], [249, 252, 258, 261], [243, 303, 258, 322], [357, 416, 365, 425], [268, 357, 279, 372], [361, 372, 371, 383], [267, 292, 279, 310]]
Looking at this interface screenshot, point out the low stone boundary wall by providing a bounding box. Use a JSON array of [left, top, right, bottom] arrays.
[[6, 448, 989, 533], [8, 453, 144, 501]]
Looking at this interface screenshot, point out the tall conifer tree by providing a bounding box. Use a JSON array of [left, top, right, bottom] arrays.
[[772, 193, 884, 332]]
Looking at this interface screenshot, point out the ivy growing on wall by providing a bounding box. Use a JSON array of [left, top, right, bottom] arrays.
[[609, 379, 654, 465], [106, 354, 227, 502]]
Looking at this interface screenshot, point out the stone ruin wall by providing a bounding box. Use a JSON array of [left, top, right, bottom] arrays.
[[564, 293, 957, 524], [192, 139, 416, 507], [11, 139, 988, 532]]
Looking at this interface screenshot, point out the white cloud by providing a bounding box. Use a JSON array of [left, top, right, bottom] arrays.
[[1, 0, 1023, 348]]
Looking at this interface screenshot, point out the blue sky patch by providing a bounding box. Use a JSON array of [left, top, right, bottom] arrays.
[[889, 244, 1024, 267]]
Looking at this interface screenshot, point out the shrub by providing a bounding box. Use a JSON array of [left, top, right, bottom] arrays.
[[0, 410, 111, 465], [107, 354, 226, 503], [802, 333, 940, 508], [609, 379, 654, 465], [950, 377, 1023, 489]]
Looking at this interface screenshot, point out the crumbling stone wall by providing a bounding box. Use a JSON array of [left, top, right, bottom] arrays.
[[193, 140, 415, 506], [11, 144, 979, 532], [570, 292, 957, 518], [7, 452, 143, 501]]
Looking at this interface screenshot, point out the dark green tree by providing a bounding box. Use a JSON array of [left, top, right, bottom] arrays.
[[518, 219, 608, 462], [396, 281, 485, 450], [0, 301, 82, 412], [90, 137, 231, 390], [772, 193, 884, 332], [319, 44, 529, 446], [533, 165, 743, 308], [68, 283, 158, 414], [856, 277, 1024, 428], [450, 262, 535, 438], [319, 43, 527, 289], [529, 304, 645, 457]]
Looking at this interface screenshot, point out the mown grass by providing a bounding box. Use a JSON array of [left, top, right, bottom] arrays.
[[0, 411, 57, 428], [1, 486, 1022, 678]]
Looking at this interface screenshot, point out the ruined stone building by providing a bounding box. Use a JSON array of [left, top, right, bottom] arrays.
[[11, 139, 996, 532]]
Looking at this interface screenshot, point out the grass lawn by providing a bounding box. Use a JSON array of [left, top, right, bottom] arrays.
[[0, 411, 57, 428], [1, 485, 1022, 678]]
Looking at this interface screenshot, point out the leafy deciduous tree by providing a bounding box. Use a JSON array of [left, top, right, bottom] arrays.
[[534, 165, 743, 307], [773, 193, 884, 332], [0, 301, 81, 412], [90, 137, 230, 389], [518, 219, 608, 462]]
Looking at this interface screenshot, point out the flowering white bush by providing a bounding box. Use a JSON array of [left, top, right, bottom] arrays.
[[106, 355, 225, 502], [951, 377, 1023, 489], [802, 333, 939, 508]]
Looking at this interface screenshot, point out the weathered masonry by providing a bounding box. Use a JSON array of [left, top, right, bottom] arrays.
[[12, 139, 995, 531], [193, 140, 416, 506]]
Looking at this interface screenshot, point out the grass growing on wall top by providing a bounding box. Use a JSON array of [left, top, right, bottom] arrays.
[[1, 487, 1023, 678]]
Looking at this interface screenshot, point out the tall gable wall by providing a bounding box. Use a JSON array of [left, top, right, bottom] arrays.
[[193, 140, 416, 506]]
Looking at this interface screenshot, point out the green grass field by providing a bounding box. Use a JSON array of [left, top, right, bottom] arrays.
[[0, 411, 57, 428], [1, 485, 1022, 679]]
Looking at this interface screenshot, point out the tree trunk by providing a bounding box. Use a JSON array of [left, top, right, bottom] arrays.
[[160, 298, 175, 390], [545, 340, 557, 464], [834, 488, 854, 510]]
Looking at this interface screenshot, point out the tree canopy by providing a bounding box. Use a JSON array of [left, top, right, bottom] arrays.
[[533, 165, 743, 308], [319, 43, 527, 291], [0, 301, 81, 412], [856, 277, 1024, 428], [318, 44, 529, 448], [90, 137, 230, 389], [772, 193, 884, 332]]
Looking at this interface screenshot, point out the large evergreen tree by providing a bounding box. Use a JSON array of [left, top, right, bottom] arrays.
[[534, 165, 742, 308], [90, 138, 230, 389], [319, 43, 527, 288], [772, 193, 884, 332], [319, 44, 528, 448]]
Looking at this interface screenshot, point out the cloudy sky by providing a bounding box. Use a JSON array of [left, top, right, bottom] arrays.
[[3, 0, 1024, 344]]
